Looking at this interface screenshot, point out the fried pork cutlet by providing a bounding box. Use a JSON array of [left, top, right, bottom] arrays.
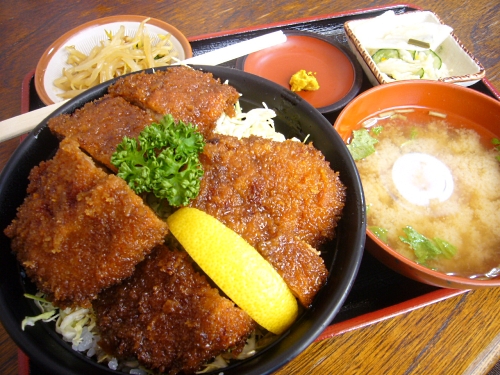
[[93, 245, 255, 375], [190, 135, 346, 307], [4, 138, 168, 308], [256, 236, 332, 308], [48, 95, 155, 171], [107, 66, 240, 138]]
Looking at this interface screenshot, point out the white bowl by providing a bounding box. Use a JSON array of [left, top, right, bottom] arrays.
[[344, 10, 485, 87], [35, 15, 192, 105]]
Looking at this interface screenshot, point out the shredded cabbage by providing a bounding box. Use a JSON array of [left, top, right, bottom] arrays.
[[21, 293, 58, 330], [21, 310, 57, 330], [22, 293, 109, 361], [56, 307, 95, 345], [196, 329, 264, 374], [215, 101, 297, 142]]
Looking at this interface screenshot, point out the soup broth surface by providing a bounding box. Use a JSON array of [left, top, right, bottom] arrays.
[[355, 107, 500, 278]]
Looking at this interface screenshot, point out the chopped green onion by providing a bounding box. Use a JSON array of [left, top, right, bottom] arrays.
[[399, 226, 456, 266], [410, 127, 418, 139], [347, 129, 379, 161], [372, 125, 383, 136], [492, 138, 500, 162], [369, 226, 388, 243], [434, 238, 457, 259]]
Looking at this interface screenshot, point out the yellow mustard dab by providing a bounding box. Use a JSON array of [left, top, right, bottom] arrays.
[[289, 70, 320, 92]]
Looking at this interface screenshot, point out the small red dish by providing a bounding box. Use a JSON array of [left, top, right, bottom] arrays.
[[236, 30, 362, 119]]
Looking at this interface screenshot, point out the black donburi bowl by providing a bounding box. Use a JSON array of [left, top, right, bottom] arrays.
[[0, 65, 365, 375]]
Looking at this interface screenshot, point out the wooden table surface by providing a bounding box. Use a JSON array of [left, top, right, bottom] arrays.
[[0, 1, 499, 374]]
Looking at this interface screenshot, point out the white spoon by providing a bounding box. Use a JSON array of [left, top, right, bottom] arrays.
[[0, 30, 286, 143]]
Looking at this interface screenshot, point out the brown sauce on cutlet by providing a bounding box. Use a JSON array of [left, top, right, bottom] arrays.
[[193, 135, 345, 247], [48, 95, 155, 171], [4, 138, 168, 308], [94, 245, 255, 375], [190, 135, 346, 306], [257, 237, 328, 307], [108, 67, 240, 138]]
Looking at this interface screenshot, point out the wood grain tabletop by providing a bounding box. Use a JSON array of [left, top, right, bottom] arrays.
[[0, 1, 499, 375]]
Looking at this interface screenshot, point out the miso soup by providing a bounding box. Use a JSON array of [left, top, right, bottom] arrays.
[[350, 107, 500, 279]]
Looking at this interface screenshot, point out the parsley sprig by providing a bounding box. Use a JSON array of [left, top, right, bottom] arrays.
[[111, 115, 205, 207]]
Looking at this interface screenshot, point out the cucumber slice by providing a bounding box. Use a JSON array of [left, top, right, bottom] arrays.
[[428, 50, 442, 69], [415, 68, 425, 78], [372, 49, 400, 63], [415, 50, 442, 69], [398, 49, 415, 62]]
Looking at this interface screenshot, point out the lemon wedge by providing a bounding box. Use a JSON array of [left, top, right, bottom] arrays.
[[167, 207, 298, 335]]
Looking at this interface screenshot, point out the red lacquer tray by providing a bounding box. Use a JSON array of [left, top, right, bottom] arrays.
[[18, 3, 499, 374]]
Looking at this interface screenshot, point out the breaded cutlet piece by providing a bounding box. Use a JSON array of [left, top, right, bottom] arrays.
[[190, 135, 346, 307], [256, 236, 329, 308], [48, 95, 155, 171], [4, 138, 168, 308], [93, 245, 255, 375], [107, 66, 240, 138]]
